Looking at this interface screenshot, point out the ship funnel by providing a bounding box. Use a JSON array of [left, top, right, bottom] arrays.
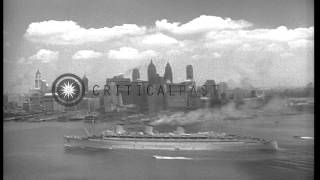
[[145, 126, 154, 135], [176, 126, 185, 135], [115, 125, 126, 134]]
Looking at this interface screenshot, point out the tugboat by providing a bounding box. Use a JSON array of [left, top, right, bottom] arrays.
[[69, 114, 85, 121], [84, 113, 98, 122]]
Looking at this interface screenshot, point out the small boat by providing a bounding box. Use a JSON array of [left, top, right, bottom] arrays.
[[4, 117, 17, 121], [84, 113, 99, 122], [57, 116, 68, 122], [28, 118, 44, 122], [69, 114, 85, 121]]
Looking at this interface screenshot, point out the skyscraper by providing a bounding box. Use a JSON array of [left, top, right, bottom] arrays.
[[106, 74, 132, 105], [35, 70, 41, 88], [186, 65, 193, 80], [132, 68, 140, 81], [40, 80, 48, 93], [147, 60, 157, 83], [164, 62, 173, 83], [82, 75, 89, 93]]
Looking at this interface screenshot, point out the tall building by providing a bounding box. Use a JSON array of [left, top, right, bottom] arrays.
[[166, 83, 187, 110], [131, 80, 149, 112], [34, 70, 48, 94], [103, 81, 124, 112], [186, 65, 193, 80], [147, 60, 157, 83], [217, 82, 229, 104], [40, 80, 48, 94], [106, 74, 132, 105], [43, 93, 64, 112], [217, 82, 228, 98], [203, 80, 219, 107], [29, 89, 42, 112], [233, 88, 244, 105], [146, 60, 167, 113], [132, 68, 140, 81], [82, 75, 89, 93], [35, 70, 41, 88], [164, 62, 173, 83]]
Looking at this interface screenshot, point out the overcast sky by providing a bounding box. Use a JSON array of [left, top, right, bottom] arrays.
[[4, 0, 314, 93]]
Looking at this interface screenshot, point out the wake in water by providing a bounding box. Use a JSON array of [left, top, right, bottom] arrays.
[[293, 136, 314, 140], [153, 155, 194, 160]]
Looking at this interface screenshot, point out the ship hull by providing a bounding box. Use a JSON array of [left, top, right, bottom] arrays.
[[64, 136, 277, 151]]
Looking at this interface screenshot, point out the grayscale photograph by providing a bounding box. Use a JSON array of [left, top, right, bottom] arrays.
[[3, 0, 314, 179]]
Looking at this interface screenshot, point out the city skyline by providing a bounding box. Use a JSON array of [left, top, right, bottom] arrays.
[[4, 0, 314, 93], [3, 1, 314, 180]]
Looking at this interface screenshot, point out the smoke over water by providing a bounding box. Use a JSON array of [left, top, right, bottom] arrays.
[[151, 103, 252, 126], [150, 97, 298, 127]]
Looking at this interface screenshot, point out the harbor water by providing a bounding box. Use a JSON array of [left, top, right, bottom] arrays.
[[4, 113, 313, 180]]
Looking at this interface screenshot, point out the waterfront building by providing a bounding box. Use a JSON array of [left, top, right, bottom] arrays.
[[147, 76, 166, 113], [182, 80, 201, 109], [203, 80, 219, 107], [233, 88, 245, 105], [82, 75, 89, 93], [106, 74, 132, 105], [43, 93, 64, 112], [43, 93, 54, 111], [40, 80, 49, 94], [87, 97, 100, 112], [22, 102, 30, 112], [104, 81, 124, 112], [166, 82, 188, 110], [186, 65, 193, 80], [217, 82, 228, 103], [132, 68, 140, 81], [131, 80, 149, 112], [29, 89, 43, 112], [164, 62, 173, 83]]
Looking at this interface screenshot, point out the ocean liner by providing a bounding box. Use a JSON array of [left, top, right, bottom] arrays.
[[64, 125, 278, 151]]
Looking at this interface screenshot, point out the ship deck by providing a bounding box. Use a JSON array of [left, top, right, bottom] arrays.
[[83, 134, 267, 142]]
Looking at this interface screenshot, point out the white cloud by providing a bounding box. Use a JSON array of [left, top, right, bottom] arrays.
[[25, 20, 146, 45], [29, 49, 59, 63], [156, 15, 252, 34], [213, 52, 221, 58], [280, 52, 295, 58], [21, 16, 314, 87], [72, 50, 103, 60], [166, 49, 182, 56], [108, 47, 158, 60], [206, 26, 313, 43], [191, 54, 202, 59], [204, 26, 313, 54], [142, 33, 178, 46], [288, 39, 313, 49]]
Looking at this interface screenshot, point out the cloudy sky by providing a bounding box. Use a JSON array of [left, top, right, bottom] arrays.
[[4, 0, 313, 93]]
